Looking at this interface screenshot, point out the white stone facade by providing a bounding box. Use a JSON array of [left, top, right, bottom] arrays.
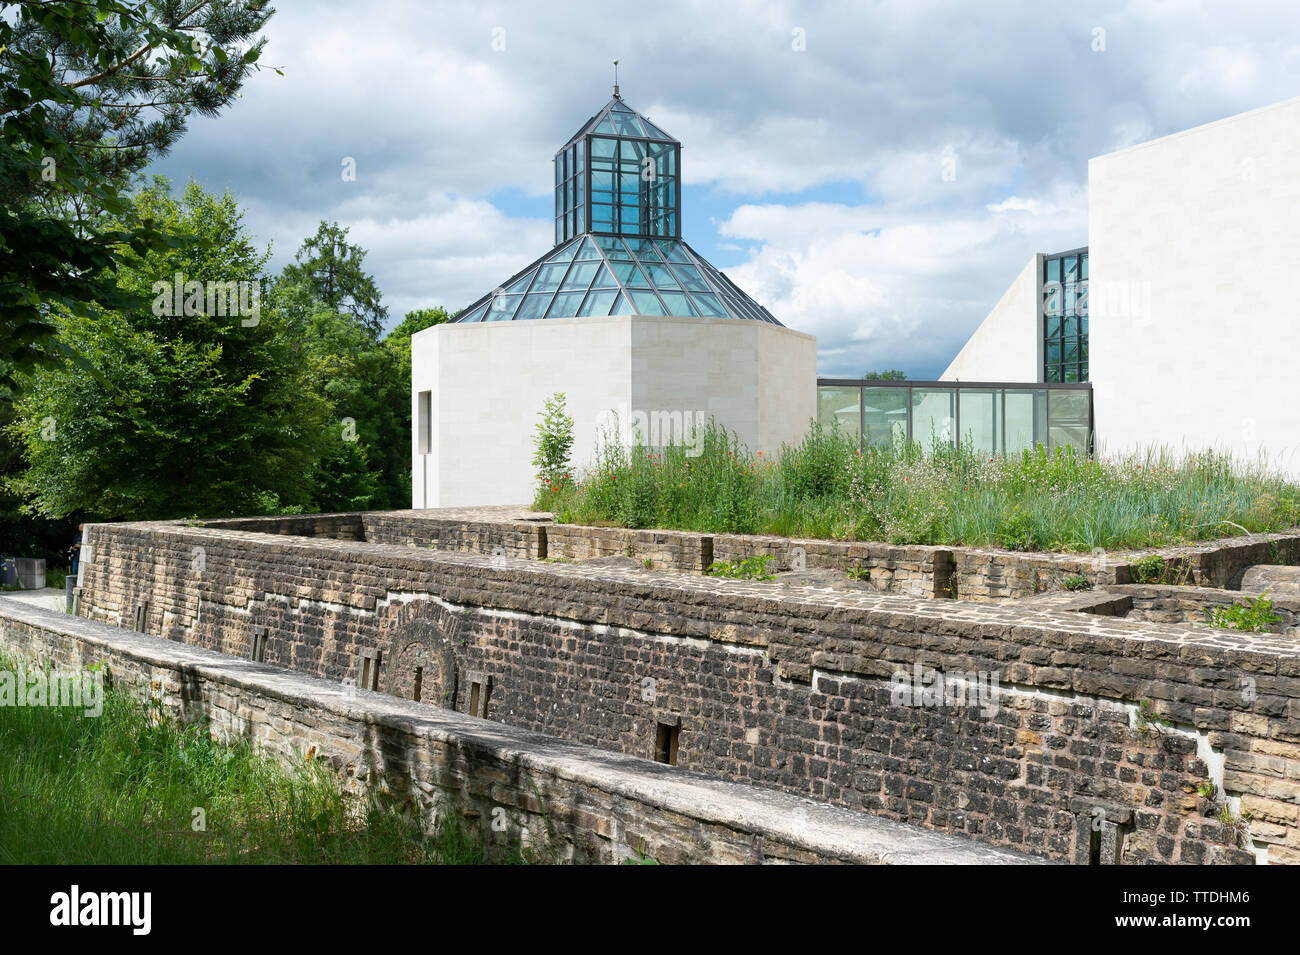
[[411, 315, 817, 508], [942, 94, 1300, 475]]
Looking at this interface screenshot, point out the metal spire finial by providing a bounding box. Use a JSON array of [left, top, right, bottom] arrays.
[[612, 58, 620, 99]]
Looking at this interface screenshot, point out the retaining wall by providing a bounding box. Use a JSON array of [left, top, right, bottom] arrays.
[[70, 519, 1300, 864], [0, 599, 1039, 865]]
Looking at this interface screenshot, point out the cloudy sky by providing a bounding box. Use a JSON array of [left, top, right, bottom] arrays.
[[149, 0, 1300, 377]]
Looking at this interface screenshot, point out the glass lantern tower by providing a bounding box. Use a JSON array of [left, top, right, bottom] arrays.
[[453, 90, 779, 325]]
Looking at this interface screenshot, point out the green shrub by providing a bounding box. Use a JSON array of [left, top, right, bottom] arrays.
[[996, 506, 1037, 551], [1204, 593, 1283, 632], [706, 555, 776, 581], [1062, 573, 1091, 591], [1133, 555, 1166, 584]]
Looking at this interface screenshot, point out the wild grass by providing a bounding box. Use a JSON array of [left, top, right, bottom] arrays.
[[536, 420, 1300, 553], [0, 654, 529, 864]]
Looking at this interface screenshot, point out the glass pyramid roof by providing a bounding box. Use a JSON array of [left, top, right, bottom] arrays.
[[560, 96, 677, 150], [453, 234, 781, 325]]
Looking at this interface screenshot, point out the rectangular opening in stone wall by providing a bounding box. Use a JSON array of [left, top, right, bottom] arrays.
[[358, 648, 382, 691], [131, 600, 149, 634], [412, 666, 423, 702], [654, 719, 680, 765], [462, 670, 492, 718], [249, 626, 268, 663], [417, 390, 432, 455]]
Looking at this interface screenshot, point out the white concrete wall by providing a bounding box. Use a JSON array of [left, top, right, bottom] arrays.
[[940, 255, 1041, 382], [1089, 95, 1300, 475], [412, 315, 817, 508]]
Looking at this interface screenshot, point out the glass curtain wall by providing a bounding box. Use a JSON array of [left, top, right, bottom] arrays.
[[1043, 248, 1088, 382], [816, 381, 1092, 456]]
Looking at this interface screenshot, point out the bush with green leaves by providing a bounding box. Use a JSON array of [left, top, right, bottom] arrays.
[[706, 555, 777, 581], [531, 393, 575, 497], [1204, 593, 1283, 633], [1133, 555, 1167, 584]]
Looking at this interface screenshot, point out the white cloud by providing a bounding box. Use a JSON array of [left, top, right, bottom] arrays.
[[145, 0, 1300, 370]]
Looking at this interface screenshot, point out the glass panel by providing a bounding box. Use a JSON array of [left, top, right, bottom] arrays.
[[1043, 282, 1062, 317], [691, 292, 726, 316], [1045, 257, 1061, 283], [657, 291, 697, 315], [531, 263, 570, 293], [669, 264, 710, 292], [609, 261, 640, 284], [645, 263, 681, 289], [958, 389, 1002, 455], [1005, 389, 1048, 453], [629, 290, 666, 315], [624, 263, 654, 288], [658, 240, 690, 263], [484, 293, 521, 321], [615, 113, 645, 135], [817, 387, 861, 441], [456, 301, 489, 323], [550, 241, 577, 263], [640, 117, 672, 140], [545, 291, 587, 317], [911, 388, 956, 449], [560, 261, 598, 289], [596, 235, 631, 257], [514, 293, 551, 321], [862, 387, 907, 448], [573, 237, 601, 259], [619, 139, 646, 161], [577, 289, 618, 316], [1048, 390, 1090, 452], [588, 264, 617, 288], [1080, 253, 1088, 280], [594, 116, 616, 134], [591, 135, 617, 158], [608, 292, 632, 315], [504, 272, 534, 294]]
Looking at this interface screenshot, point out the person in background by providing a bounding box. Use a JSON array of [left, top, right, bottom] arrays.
[[69, 523, 84, 577]]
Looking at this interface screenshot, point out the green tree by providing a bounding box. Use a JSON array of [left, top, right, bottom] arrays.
[[279, 221, 388, 339], [7, 179, 329, 521], [276, 215, 452, 510], [532, 393, 575, 491], [0, 0, 274, 385], [864, 369, 906, 380]]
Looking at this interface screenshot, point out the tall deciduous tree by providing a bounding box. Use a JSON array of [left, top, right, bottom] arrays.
[[7, 179, 328, 520]]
